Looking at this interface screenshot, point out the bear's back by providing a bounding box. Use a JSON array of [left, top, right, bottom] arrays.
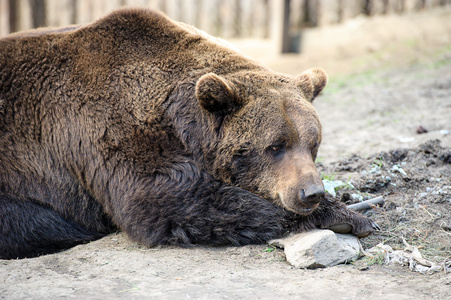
[[1, 8, 262, 93]]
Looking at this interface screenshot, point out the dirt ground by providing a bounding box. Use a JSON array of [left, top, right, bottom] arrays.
[[1, 7, 451, 300]]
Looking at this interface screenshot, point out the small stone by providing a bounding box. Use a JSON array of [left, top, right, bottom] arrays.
[[416, 126, 428, 134], [270, 229, 360, 269], [351, 193, 364, 201]]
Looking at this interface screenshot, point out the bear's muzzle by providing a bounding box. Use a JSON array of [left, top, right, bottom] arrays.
[[301, 185, 325, 206]]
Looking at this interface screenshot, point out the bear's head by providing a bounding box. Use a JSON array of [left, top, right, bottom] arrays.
[[195, 68, 328, 215]]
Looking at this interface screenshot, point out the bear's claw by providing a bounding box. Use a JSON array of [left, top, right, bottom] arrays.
[[370, 219, 381, 231]]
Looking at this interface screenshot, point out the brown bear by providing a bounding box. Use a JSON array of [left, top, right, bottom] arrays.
[[0, 9, 376, 259]]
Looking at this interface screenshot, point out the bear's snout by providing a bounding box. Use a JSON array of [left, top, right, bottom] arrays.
[[300, 185, 325, 206], [276, 156, 325, 215]]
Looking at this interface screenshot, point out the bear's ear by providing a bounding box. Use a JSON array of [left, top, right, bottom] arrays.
[[195, 73, 240, 115], [296, 68, 328, 102]]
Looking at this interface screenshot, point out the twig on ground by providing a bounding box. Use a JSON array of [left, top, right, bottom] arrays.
[[419, 205, 435, 219], [348, 196, 385, 211]]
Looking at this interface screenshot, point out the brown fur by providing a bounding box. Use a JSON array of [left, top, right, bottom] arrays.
[[0, 9, 376, 259]]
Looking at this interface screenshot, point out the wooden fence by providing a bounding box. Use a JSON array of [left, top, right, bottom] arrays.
[[0, 0, 272, 38], [1, 0, 450, 50]]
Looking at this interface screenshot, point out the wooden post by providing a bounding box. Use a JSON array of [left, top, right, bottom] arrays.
[[105, 0, 126, 16], [17, 0, 32, 31], [269, 0, 284, 54], [0, 0, 9, 36], [233, 0, 241, 37], [281, 0, 291, 53], [76, 0, 93, 25], [26, 0, 46, 29], [46, 0, 73, 27]]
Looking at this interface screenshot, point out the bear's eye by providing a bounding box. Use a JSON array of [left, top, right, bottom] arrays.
[[267, 143, 286, 159], [312, 141, 320, 159]]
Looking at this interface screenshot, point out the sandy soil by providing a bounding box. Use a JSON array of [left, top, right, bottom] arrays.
[[1, 233, 450, 299], [1, 8, 451, 300]]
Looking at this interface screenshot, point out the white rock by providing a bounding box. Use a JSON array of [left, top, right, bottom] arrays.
[[270, 229, 360, 269]]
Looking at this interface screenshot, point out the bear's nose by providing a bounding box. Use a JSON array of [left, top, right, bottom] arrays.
[[301, 185, 325, 205]]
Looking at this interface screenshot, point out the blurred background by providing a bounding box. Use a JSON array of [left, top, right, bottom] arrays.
[[1, 0, 451, 76], [1, 0, 450, 87], [1, 1, 450, 72]]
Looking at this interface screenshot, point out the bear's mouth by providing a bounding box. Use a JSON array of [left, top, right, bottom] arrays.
[[292, 202, 320, 215], [277, 194, 321, 215]]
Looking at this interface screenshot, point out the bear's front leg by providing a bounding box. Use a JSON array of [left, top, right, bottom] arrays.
[[106, 162, 292, 247], [287, 195, 379, 238]]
